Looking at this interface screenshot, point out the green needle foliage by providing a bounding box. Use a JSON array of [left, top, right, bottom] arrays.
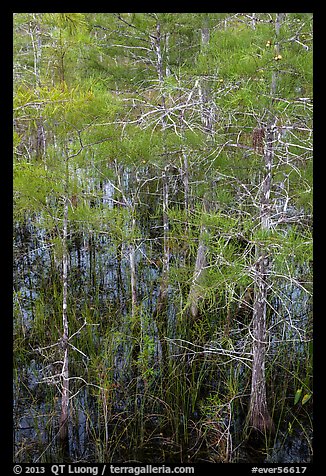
[[13, 12, 312, 464]]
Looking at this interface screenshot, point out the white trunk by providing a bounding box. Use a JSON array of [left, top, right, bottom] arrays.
[[271, 13, 284, 97], [154, 21, 170, 313], [156, 166, 170, 313], [165, 32, 171, 77], [251, 13, 256, 30], [130, 216, 137, 318], [200, 18, 213, 133], [29, 14, 46, 159], [162, 168, 169, 277], [183, 151, 190, 213], [188, 199, 208, 320], [60, 188, 69, 446], [188, 227, 207, 320], [155, 22, 164, 85], [249, 15, 284, 432], [30, 14, 42, 88]]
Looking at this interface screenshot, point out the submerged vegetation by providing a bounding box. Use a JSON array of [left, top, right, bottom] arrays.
[[13, 12, 313, 463]]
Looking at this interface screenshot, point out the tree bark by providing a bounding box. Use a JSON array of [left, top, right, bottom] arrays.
[[248, 14, 285, 435], [187, 198, 208, 320], [200, 17, 214, 134], [271, 13, 285, 97], [164, 32, 171, 77], [153, 20, 170, 317], [186, 18, 213, 317], [155, 166, 170, 315], [188, 229, 207, 320], [29, 14, 46, 160], [129, 215, 137, 319], [153, 20, 167, 120], [248, 252, 273, 433], [251, 13, 257, 30], [182, 151, 190, 214], [59, 173, 70, 450], [248, 123, 275, 434]]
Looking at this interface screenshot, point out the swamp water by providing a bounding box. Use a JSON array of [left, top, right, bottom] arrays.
[[13, 178, 312, 464]]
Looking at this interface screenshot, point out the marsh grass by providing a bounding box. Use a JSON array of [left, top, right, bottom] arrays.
[[13, 220, 312, 464], [13, 306, 313, 463]]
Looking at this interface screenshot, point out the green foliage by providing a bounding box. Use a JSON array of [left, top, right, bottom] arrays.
[[199, 392, 222, 420], [301, 393, 312, 405], [14, 162, 61, 217], [136, 332, 156, 381], [42, 13, 87, 32], [294, 388, 312, 406], [13, 12, 313, 463], [294, 387, 302, 405]]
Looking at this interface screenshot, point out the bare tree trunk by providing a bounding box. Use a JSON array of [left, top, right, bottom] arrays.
[[181, 147, 190, 241], [200, 17, 214, 134], [165, 32, 171, 77], [182, 152, 190, 214], [187, 199, 208, 320], [153, 20, 167, 117], [185, 20, 213, 320], [29, 14, 46, 160], [188, 228, 207, 320], [248, 123, 275, 434], [178, 100, 190, 233], [248, 14, 285, 435], [59, 172, 70, 450], [271, 13, 285, 97], [153, 20, 170, 316], [154, 21, 164, 84], [251, 13, 257, 30], [249, 252, 273, 433], [129, 210, 143, 381], [129, 215, 137, 319], [151, 20, 178, 368], [155, 166, 170, 315], [117, 242, 124, 304], [275, 13, 285, 39]]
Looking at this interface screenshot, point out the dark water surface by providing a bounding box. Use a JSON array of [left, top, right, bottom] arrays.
[[13, 178, 312, 464]]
